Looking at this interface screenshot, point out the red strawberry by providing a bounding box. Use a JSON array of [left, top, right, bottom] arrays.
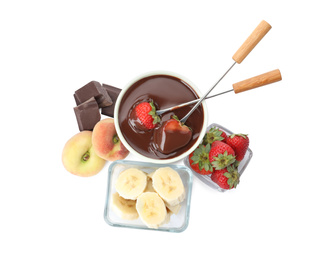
[[202, 127, 228, 145], [189, 144, 213, 175], [153, 115, 192, 154], [226, 134, 249, 165], [211, 165, 240, 189], [134, 101, 160, 130], [209, 141, 236, 170]]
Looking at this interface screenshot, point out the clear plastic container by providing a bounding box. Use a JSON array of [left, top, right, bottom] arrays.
[[104, 160, 193, 232], [183, 123, 253, 192]]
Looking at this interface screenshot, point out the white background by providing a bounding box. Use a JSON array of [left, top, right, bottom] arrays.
[[1, 1, 328, 259]]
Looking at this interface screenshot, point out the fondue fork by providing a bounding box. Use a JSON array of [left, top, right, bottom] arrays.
[[156, 69, 282, 116], [179, 20, 272, 123]]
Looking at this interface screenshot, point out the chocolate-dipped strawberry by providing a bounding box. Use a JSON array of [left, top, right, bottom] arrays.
[[153, 115, 192, 154]]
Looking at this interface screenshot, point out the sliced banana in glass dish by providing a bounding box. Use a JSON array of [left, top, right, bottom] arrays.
[[104, 160, 193, 233]]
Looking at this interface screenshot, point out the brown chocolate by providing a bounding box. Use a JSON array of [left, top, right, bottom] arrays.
[[153, 119, 192, 154], [101, 84, 121, 118], [74, 81, 113, 108], [118, 75, 204, 159], [74, 97, 101, 131]]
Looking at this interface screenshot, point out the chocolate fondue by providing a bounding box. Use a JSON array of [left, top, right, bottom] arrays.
[[118, 74, 204, 159]]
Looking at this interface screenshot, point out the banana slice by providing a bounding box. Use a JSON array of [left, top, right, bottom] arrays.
[[144, 176, 155, 192], [166, 203, 181, 215], [111, 192, 139, 220], [115, 168, 147, 200], [147, 171, 155, 179], [152, 167, 185, 207], [161, 208, 173, 225], [136, 192, 167, 229]]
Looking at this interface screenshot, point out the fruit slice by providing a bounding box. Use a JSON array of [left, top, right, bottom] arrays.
[[115, 168, 147, 200], [136, 192, 167, 229], [153, 115, 192, 154], [152, 167, 185, 206], [166, 202, 181, 215], [147, 171, 155, 179], [144, 176, 155, 192], [161, 208, 173, 225], [111, 192, 139, 220]]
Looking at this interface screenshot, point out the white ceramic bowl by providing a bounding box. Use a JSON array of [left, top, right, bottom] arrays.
[[114, 71, 208, 164]]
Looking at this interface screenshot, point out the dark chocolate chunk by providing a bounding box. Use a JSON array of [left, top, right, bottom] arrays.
[[74, 97, 101, 131], [73, 93, 79, 105], [101, 84, 121, 118], [74, 81, 113, 108]]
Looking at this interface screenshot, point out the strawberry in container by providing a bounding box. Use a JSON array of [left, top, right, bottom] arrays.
[[185, 124, 252, 191]]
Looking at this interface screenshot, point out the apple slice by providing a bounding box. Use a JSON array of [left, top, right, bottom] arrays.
[[62, 131, 106, 177]]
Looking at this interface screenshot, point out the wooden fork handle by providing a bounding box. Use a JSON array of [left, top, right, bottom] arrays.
[[232, 20, 272, 64], [233, 69, 282, 94]]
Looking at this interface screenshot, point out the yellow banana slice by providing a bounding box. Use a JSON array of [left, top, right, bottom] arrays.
[[144, 176, 155, 192], [136, 192, 167, 229], [152, 167, 185, 207], [111, 192, 139, 220], [161, 208, 173, 225], [166, 203, 181, 215], [147, 171, 155, 179], [115, 168, 147, 200]]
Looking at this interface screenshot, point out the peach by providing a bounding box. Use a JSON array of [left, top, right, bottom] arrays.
[[92, 118, 129, 161], [62, 131, 106, 177]]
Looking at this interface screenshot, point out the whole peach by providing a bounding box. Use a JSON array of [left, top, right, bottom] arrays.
[[62, 131, 106, 177], [92, 118, 129, 161]]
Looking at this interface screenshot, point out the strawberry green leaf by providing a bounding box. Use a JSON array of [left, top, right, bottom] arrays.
[[205, 143, 211, 153], [202, 127, 225, 145], [211, 151, 236, 170], [225, 165, 240, 189], [148, 101, 161, 125], [223, 172, 232, 178], [229, 133, 248, 139], [172, 115, 180, 122], [234, 160, 240, 167], [190, 144, 213, 172], [171, 114, 192, 131]]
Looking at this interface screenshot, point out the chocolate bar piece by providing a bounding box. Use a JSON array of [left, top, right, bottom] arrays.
[[101, 84, 121, 118], [74, 97, 101, 131], [74, 81, 113, 108]]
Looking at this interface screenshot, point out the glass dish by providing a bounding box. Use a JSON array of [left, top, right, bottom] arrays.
[[183, 123, 253, 192], [104, 160, 193, 232]]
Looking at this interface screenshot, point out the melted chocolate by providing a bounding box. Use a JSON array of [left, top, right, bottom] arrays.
[[153, 119, 192, 154], [118, 75, 204, 159]]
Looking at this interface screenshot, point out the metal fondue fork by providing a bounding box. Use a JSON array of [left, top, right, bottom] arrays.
[[156, 69, 282, 117], [178, 20, 272, 123], [156, 84, 234, 116]]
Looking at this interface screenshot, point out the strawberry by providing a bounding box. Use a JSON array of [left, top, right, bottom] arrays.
[[202, 127, 228, 145], [189, 144, 213, 175], [226, 134, 249, 165], [209, 141, 236, 170], [153, 115, 192, 154], [134, 101, 160, 130], [211, 165, 240, 189]]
